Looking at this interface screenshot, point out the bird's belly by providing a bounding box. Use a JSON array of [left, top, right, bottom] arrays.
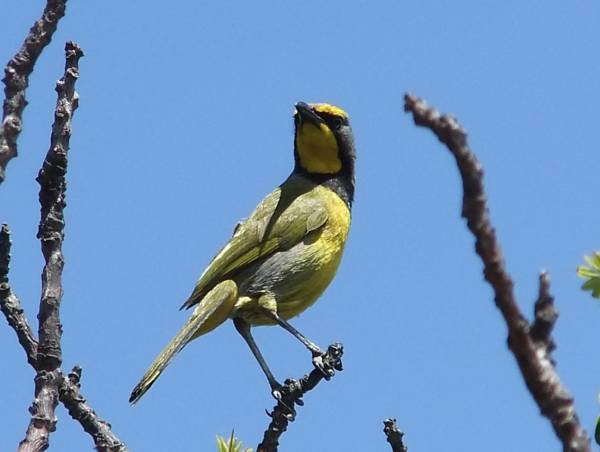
[[234, 206, 350, 325], [271, 240, 344, 320]]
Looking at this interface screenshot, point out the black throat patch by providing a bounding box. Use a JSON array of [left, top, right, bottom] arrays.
[[294, 169, 355, 209]]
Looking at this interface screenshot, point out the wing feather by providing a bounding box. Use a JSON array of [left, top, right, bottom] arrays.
[[180, 176, 328, 310]]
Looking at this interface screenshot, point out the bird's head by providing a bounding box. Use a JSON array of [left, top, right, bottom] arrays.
[[293, 102, 356, 179]]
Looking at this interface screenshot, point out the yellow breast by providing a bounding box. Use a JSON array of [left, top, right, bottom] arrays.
[[232, 182, 352, 325], [275, 185, 351, 319]]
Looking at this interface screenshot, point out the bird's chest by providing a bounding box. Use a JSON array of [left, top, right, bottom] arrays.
[[274, 192, 351, 316], [312, 195, 351, 268]]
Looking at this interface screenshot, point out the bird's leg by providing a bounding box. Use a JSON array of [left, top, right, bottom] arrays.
[[258, 305, 339, 380], [233, 317, 299, 416], [263, 308, 340, 380], [261, 308, 322, 356], [256, 295, 336, 380], [233, 317, 289, 402]]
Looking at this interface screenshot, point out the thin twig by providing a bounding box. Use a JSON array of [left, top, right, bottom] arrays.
[[0, 0, 68, 184], [256, 343, 344, 452], [0, 224, 39, 366], [59, 367, 128, 452], [404, 93, 590, 452], [383, 419, 408, 452], [19, 40, 83, 452]]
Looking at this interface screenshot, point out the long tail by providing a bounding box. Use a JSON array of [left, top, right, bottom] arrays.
[[129, 280, 238, 404]]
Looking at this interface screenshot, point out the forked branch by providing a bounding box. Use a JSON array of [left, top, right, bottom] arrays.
[[0, 41, 127, 452], [404, 93, 590, 452]]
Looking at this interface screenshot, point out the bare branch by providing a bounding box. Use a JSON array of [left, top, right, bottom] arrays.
[[404, 93, 590, 452], [383, 419, 408, 452], [19, 41, 83, 452], [0, 224, 39, 366], [0, 0, 68, 184], [531, 271, 558, 352], [59, 367, 128, 452], [1, 9, 126, 442], [257, 343, 344, 452], [3, 38, 126, 450], [35, 39, 82, 368]]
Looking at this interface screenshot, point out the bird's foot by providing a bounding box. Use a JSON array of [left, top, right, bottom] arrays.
[[270, 380, 299, 420], [312, 343, 344, 380]]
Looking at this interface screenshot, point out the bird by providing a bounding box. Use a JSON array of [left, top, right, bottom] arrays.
[[129, 101, 356, 404]]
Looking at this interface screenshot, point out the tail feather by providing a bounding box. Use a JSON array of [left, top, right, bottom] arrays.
[[129, 280, 237, 404]]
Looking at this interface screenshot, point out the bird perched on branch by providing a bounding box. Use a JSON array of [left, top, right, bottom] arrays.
[[130, 102, 356, 404]]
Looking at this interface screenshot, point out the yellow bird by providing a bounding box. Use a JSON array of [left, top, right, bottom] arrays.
[[130, 102, 356, 404]]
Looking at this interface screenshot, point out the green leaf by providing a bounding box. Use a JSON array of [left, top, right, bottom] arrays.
[[590, 251, 600, 269], [595, 415, 600, 445], [216, 436, 228, 452], [577, 267, 597, 278], [582, 280, 596, 291], [216, 432, 252, 452], [577, 252, 600, 299]]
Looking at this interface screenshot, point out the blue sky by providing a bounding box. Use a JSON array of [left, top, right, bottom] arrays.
[[2, 1, 599, 450]]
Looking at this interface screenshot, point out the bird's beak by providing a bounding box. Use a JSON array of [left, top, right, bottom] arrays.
[[295, 102, 323, 127]]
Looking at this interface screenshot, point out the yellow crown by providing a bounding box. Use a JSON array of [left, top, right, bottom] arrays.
[[310, 103, 349, 119]]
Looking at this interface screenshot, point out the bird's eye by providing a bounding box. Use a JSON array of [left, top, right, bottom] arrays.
[[331, 116, 343, 128]]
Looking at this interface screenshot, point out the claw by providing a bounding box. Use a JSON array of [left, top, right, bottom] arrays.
[[271, 385, 284, 402], [284, 410, 296, 422], [312, 354, 334, 379], [270, 384, 296, 419], [311, 344, 344, 380]]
